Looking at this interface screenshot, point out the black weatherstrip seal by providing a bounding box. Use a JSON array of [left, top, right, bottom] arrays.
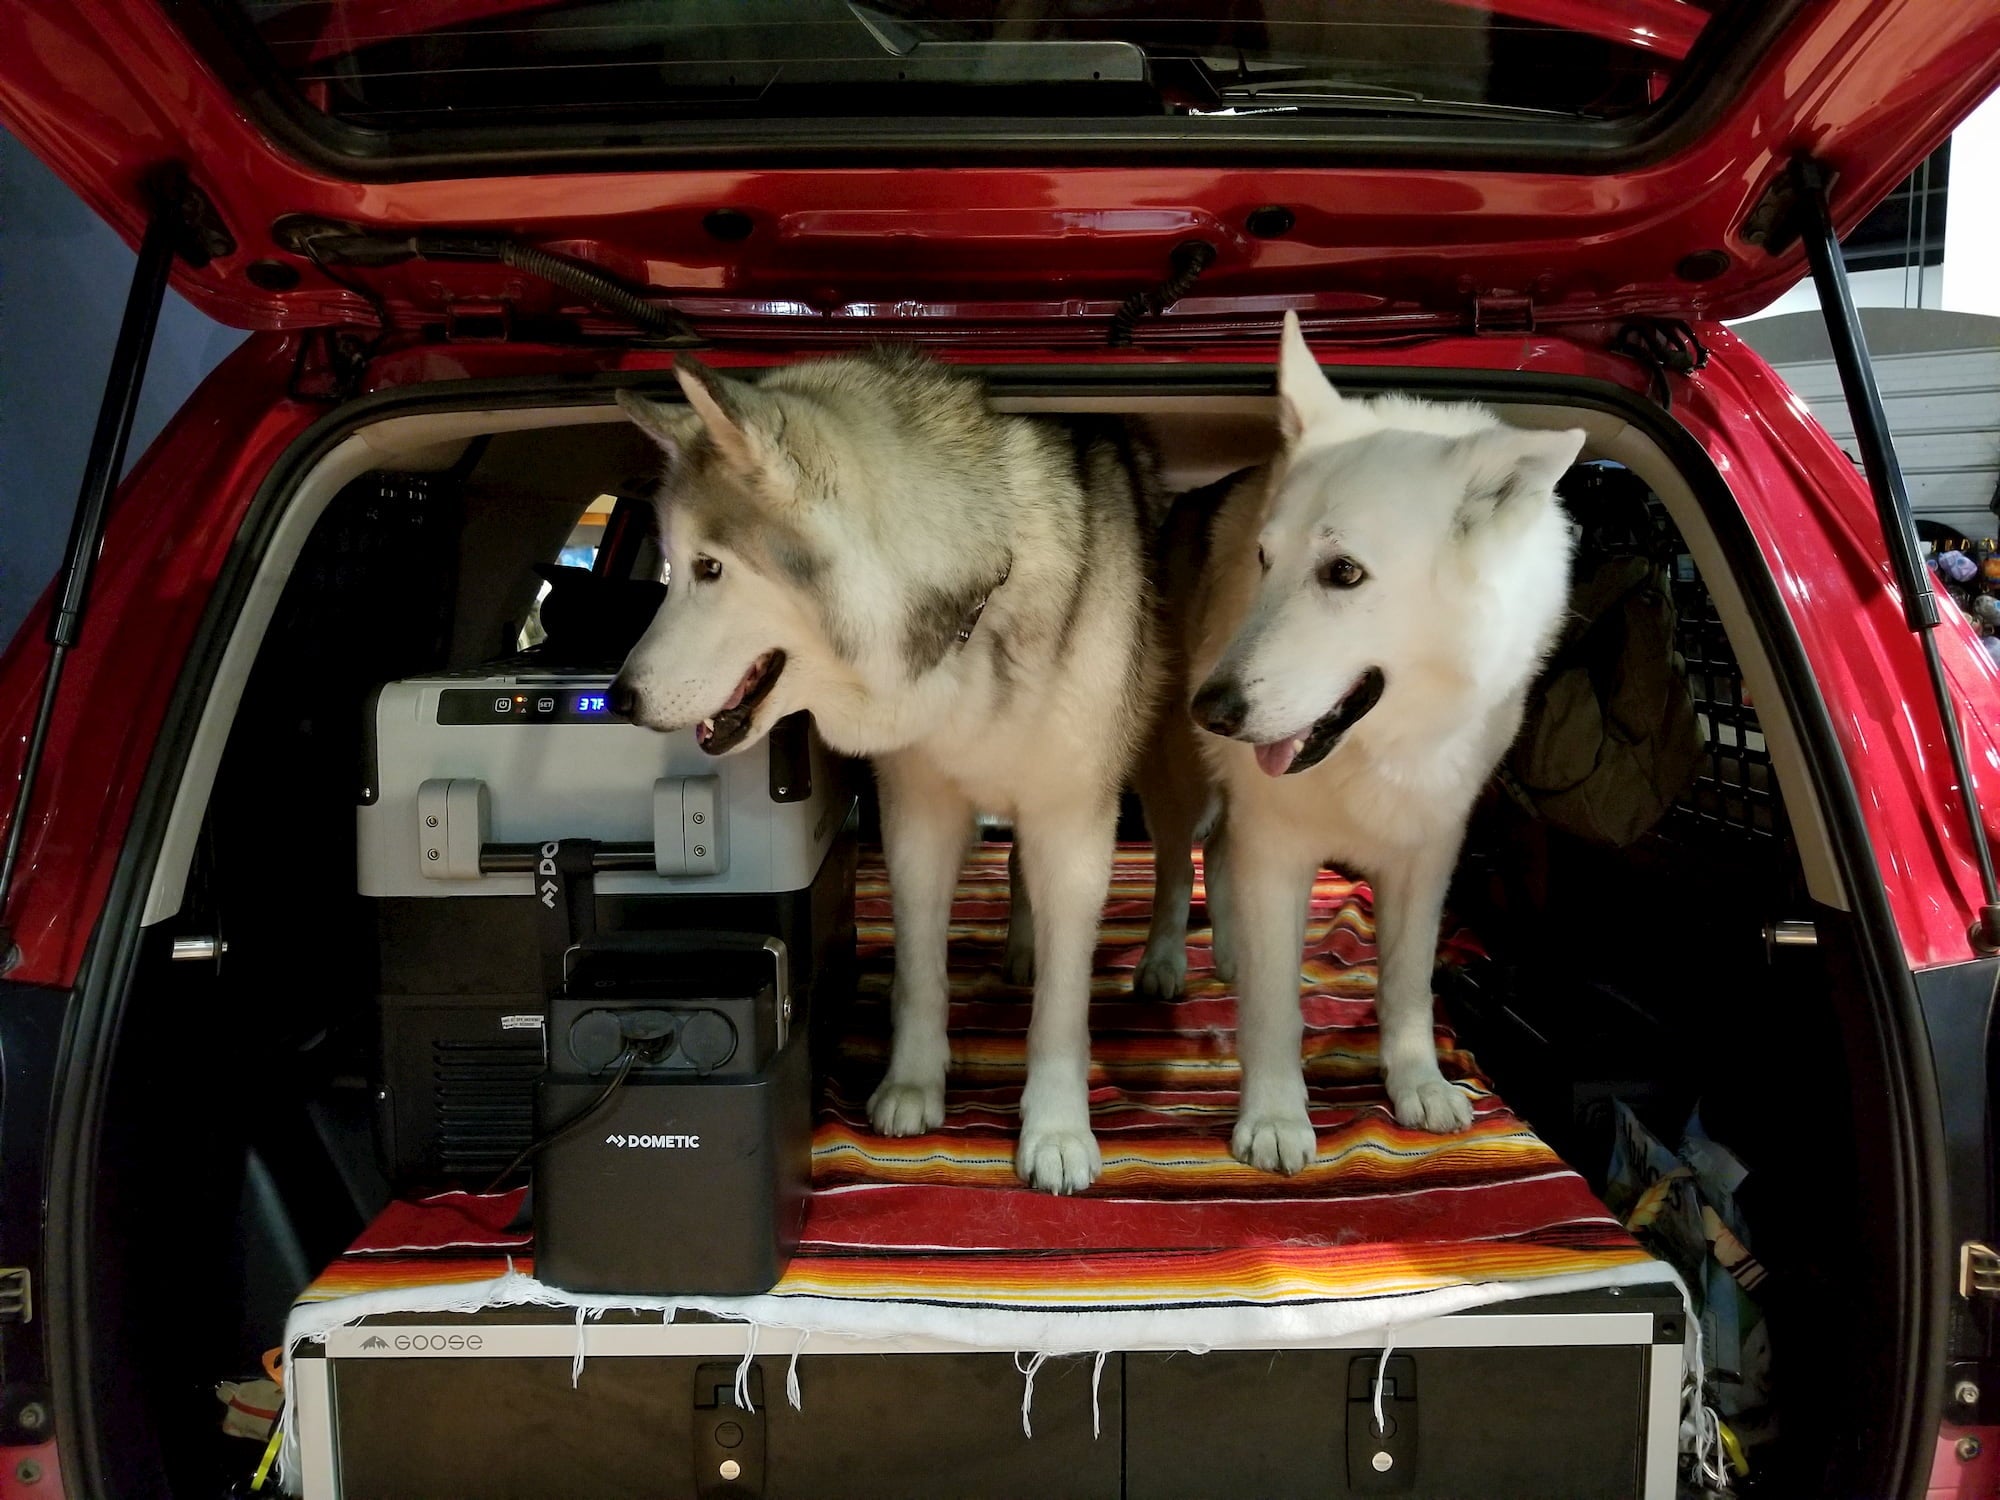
[[46, 356, 1945, 1499]]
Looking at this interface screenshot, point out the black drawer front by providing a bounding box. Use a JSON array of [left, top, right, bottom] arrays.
[[1125, 1345, 1651, 1500], [332, 1352, 1120, 1500]]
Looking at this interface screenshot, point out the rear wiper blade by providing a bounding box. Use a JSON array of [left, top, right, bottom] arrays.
[[1203, 69, 1581, 121]]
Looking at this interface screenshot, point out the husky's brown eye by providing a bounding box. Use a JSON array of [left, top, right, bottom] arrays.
[[693, 555, 722, 582], [1318, 556, 1365, 589]]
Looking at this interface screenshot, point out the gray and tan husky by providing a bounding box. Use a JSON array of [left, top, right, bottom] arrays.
[[612, 350, 1170, 1193]]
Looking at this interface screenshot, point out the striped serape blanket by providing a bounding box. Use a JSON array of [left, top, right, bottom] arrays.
[[288, 845, 1660, 1356]]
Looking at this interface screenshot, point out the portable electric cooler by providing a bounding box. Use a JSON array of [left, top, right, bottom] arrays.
[[356, 668, 855, 1211]]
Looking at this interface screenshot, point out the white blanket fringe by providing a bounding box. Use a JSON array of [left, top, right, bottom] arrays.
[[1684, 1299, 1729, 1489], [1090, 1350, 1108, 1439], [274, 1258, 1696, 1494], [787, 1329, 809, 1412], [1373, 1336, 1396, 1440], [734, 1323, 759, 1413], [1014, 1351, 1050, 1437]]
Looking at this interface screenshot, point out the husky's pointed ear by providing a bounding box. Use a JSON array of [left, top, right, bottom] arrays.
[[616, 388, 700, 460], [1455, 426, 1587, 537], [673, 355, 775, 475], [1277, 310, 1351, 445]]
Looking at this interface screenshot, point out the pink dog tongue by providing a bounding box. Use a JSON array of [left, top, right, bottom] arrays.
[[1255, 738, 1302, 777]]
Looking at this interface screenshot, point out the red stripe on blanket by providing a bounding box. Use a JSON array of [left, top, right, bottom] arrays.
[[801, 1174, 1624, 1252]]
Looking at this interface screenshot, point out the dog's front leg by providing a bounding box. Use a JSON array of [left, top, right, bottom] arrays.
[[1228, 826, 1319, 1174], [1371, 839, 1474, 1133], [867, 753, 973, 1137], [1012, 796, 1117, 1193]]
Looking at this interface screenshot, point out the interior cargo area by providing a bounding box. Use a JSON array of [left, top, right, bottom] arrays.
[[90, 384, 1892, 1498]]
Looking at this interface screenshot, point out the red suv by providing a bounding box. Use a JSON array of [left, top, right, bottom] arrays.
[[3, 3, 2000, 1497]]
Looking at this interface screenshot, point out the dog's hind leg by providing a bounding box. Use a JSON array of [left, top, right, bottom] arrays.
[[1370, 838, 1475, 1133], [1204, 819, 1238, 984], [1227, 823, 1320, 1174], [1001, 842, 1035, 987], [1012, 794, 1118, 1194], [867, 753, 974, 1138], [1131, 717, 1211, 999]]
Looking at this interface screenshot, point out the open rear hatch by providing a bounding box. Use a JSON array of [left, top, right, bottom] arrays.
[[5, 8, 2000, 1500], [1, 1, 1998, 340]]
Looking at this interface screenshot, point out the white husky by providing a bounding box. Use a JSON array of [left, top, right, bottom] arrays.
[[612, 351, 1164, 1193], [1165, 313, 1581, 1173]]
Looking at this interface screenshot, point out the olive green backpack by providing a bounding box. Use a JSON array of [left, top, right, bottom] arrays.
[[1505, 466, 1705, 848]]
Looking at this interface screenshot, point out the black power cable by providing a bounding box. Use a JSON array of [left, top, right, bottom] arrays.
[[1613, 320, 1710, 412], [495, 241, 697, 342], [274, 217, 703, 345], [482, 1044, 642, 1194], [1107, 240, 1217, 347]]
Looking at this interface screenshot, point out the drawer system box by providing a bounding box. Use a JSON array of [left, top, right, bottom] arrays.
[[290, 1287, 1685, 1499]]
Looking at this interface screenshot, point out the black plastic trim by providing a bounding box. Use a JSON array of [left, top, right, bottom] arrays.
[[164, 0, 1807, 183], [1914, 961, 1996, 1284], [0, 981, 70, 1444], [46, 349, 1946, 1498]]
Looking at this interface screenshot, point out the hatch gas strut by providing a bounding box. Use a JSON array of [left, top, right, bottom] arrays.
[[273, 217, 702, 345], [0, 168, 233, 969], [1792, 156, 2000, 954]]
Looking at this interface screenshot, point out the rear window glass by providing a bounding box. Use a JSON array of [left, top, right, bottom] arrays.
[[204, 0, 1758, 160]]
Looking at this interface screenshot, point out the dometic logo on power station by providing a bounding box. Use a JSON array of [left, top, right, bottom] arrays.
[[539, 840, 560, 909], [605, 1132, 701, 1149]]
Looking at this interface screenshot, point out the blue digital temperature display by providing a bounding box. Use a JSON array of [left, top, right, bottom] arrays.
[[435, 687, 625, 725]]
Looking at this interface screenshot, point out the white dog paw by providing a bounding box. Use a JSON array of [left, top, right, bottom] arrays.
[[867, 1078, 945, 1137], [1231, 1106, 1318, 1175], [1388, 1076, 1474, 1134], [1015, 1122, 1103, 1195], [1132, 945, 1187, 999]]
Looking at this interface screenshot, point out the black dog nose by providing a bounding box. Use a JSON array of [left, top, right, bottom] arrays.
[[609, 678, 637, 718], [1191, 678, 1248, 738]]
